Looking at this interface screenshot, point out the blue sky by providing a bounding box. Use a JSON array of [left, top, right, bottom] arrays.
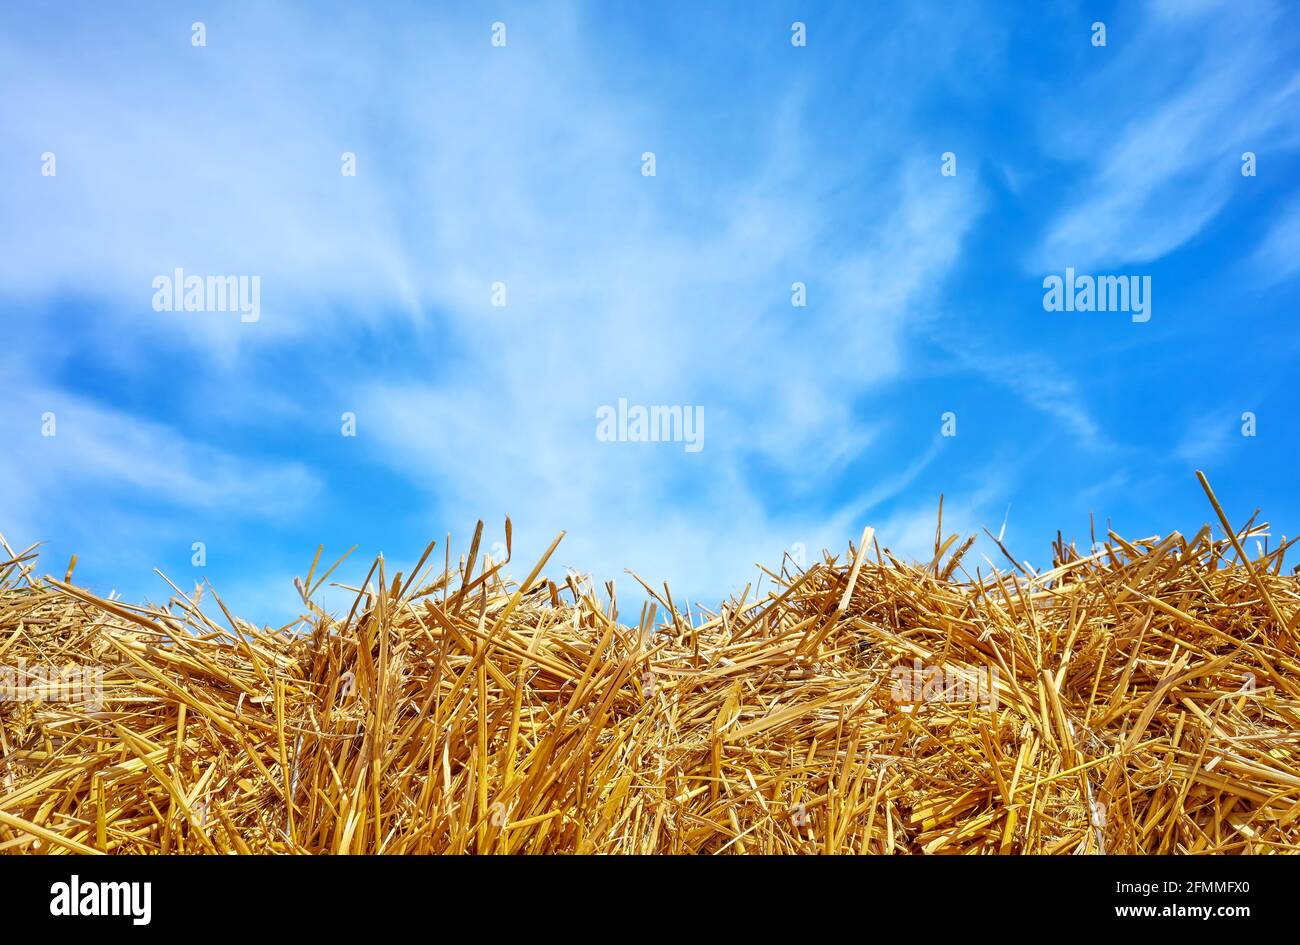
[[2, 0, 1298, 626]]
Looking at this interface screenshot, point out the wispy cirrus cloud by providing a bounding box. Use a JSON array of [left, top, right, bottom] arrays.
[[1250, 191, 1300, 285], [354, 152, 983, 604], [1034, 0, 1300, 271], [0, 375, 319, 551], [0, 1, 992, 612]]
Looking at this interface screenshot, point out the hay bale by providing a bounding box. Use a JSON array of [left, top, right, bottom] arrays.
[[1, 474, 1297, 854]]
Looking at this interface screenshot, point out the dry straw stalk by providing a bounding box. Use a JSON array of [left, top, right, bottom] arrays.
[[1, 474, 1298, 854]]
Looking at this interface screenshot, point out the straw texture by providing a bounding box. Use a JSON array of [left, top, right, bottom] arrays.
[[2, 475, 1298, 854]]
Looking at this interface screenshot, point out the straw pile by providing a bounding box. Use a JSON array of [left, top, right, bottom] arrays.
[[2, 474, 1298, 854]]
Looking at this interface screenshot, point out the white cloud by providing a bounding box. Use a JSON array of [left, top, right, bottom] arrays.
[[1174, 408, 1241, 466], [0, 3, 989, 607], [1034, 0, 1300, 271], [0, 379, 320, 550], [353, 159, 982, 604], [1251, 192, 1300, 285]]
